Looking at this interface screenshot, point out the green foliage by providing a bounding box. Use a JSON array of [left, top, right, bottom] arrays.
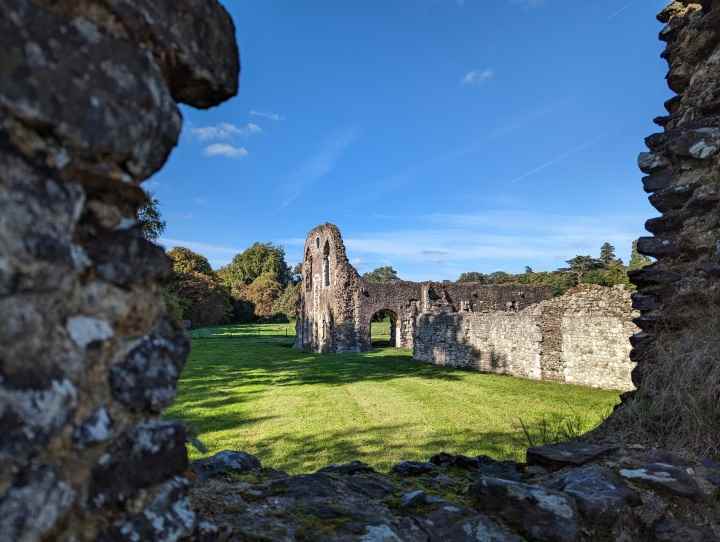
[[242, 271, 284, 319], [457, 240, 636, 296], [137, 192, 166, 242], [167, 323, 620, 473], [565, 255, 604, 279], [457, 272, 487, 283], [273, 282, 301, 319], [219, 242, 290, 288], [599, 242, 621, 266], [167, 271, 233, 327], [161, 286, 186, 323], [628, 239, 653, 270], [363, 266, 400, 283], [167, 247, 213, 275]]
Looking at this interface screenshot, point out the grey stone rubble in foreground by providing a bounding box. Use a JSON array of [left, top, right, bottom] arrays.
[[189, 442, 720, 541]]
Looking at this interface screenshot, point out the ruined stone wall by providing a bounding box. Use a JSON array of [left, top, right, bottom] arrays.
[[414, 285, 639, 390], [0, 2, 239, 540], [606, 0, 720, 453], [295, 224, 552, 353]]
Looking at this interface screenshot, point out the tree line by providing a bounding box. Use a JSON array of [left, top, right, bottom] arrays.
[[139, 195, 300, 327], [456, 241, 651, 295], [139, 195, 652, 326]]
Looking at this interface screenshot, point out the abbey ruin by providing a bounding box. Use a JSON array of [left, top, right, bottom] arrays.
[[1, 0, 718, 540], [295, 223, 638, 390]]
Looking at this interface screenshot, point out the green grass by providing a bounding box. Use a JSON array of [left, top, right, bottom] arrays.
[[167, 322, 620, 473]]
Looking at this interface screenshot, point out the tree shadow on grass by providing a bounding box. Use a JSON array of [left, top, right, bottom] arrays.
[[210, 423, 533, 474]]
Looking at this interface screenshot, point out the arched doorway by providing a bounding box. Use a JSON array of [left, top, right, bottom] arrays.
[[370, 309, 399, 348]]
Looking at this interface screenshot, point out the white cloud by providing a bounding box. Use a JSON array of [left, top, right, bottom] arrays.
[[250, 110, 284, 121], [203, 143, 249, 159], [191, 122, 262, 141], [279, 127, 359, 207], [461, 69, 495, 86]]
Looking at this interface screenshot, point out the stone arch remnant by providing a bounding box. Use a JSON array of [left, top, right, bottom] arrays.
[[294, 224, 640, 391]]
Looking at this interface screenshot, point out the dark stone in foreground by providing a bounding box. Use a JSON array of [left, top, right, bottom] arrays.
[[527, 441, 617, 470], [618, 462, 702, 500], [191, 450, 262, 480], [469, 476, 579, 542]]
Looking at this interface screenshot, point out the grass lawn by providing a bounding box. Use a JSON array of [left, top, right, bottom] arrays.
[[167, 321, 621, 474]]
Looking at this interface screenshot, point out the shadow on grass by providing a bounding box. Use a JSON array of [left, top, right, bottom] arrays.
[[216, 423, 532, 473]]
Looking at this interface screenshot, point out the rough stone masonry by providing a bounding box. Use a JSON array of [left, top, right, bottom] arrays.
[[295, 223, 639, 390], [0, 1, 239, 541], [2, 0, 720, 541]]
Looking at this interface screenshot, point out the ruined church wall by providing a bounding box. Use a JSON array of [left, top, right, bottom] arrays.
[[414, 285, 638, 390]]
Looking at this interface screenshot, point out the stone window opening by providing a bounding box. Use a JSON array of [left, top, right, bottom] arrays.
[[316, 237, 320, 249], [323, 240, 330, 287]]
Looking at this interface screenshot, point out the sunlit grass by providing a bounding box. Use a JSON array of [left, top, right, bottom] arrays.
[[167, 322, 620, 473]]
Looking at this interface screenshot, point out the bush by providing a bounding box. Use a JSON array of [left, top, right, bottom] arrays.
[[168, 271, 232, 327]]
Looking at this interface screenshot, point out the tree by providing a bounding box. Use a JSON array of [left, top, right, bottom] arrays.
[[137, 192, 166, 241], [488, 271, 513, 284], [457, 272, 487, 283], [244, 272, 283, 319], [565, 255, 603, 280], [628, 239, 653, 271], [219, 243, 290, 287], [167, 247, 213, 275], [363, 266, 400, 283], [273, 282, 301, 319], [524, 266, 534, 274], [599, 242, 621, 267], [166, 271, 232, 327]]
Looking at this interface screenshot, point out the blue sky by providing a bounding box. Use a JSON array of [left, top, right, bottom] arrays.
[[154, 0, 669, 281]]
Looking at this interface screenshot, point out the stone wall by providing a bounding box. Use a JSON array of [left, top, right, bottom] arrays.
[[607, 0, 720, 454], [414, 285, 638, 390], [294, 223, 552, 353], [0, 2, 239, 541]]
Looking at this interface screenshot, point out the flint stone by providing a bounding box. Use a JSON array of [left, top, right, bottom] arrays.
[[415, 505, 524, 542], [642, 171, 674, 193], [98, 477, 196, 542], [639, 152, 671, 173], [619, 463, 702, 500], [469, 476, 578, 542], [526, 441, 617, 470], [90, 421, 188, 507], [110, 321, 189, 413], [73, 406, 113, 448], [548, 465, 640, 527], [0, 466, 75, 542], [86, 230, 171, 286], [652, 518, 720, 542], [318, 461, 376, 476], [430, 452, 522, 480], [636, 237, 680, 258], [391, 461, 435, 476], [191, 451, 261, 480], [649, 184, 695, 212]]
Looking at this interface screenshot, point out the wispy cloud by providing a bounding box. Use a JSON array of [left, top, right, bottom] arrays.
[[362, 102, 558, 199], [203, 143, 249, 159], [608, 1, 635, 20], [461, 68, 495, 86], [279, 127, 359, 207], [191, 122, 262, 141], [250, 110, 284, 121], [506, 135, 603, 184]]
